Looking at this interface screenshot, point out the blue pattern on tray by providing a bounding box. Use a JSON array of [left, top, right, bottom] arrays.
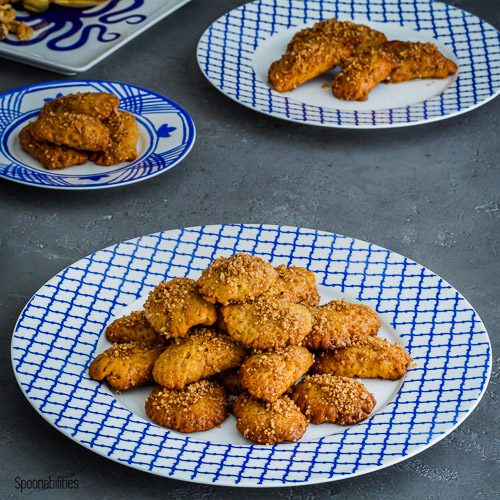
[[197, 0, 500, 127], [2, 0, 146, 51], [11, 224, 491, 486], [0, 80, 195, 189], [0, 0, 191, 73]]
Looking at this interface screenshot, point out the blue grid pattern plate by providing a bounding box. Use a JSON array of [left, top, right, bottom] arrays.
[[0, 80, 195, 190], [197, 0, 500, 128], [11, 224, 491, 486], [0, 0, 191, 75]]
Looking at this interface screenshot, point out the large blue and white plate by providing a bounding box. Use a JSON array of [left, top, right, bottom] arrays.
[[0, 0, 191, 75], [11, 224, 491, 486], [0, 80, 195, 190], [197, 0, 500, 128]]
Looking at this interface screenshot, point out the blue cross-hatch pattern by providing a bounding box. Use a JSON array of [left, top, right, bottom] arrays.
[[197, 0, 500, 127], [11, 224, 491, 486]]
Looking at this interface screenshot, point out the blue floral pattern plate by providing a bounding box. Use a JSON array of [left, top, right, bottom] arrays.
[[11, 224, 491, 486], [197, 0, 500, 128], [0, 0, 191, 74], [0, 80, 195, 190]]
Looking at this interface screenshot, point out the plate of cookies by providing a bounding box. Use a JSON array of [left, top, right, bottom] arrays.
[[0, 80, 195, 189], [11, 224, 491, 486], [197, 0, 500, 128]]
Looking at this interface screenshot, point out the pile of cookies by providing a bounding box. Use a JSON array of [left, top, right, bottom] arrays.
[[19, 92, 138, 170], [89, 253, 411, 445], [268, 18, 458, 101]]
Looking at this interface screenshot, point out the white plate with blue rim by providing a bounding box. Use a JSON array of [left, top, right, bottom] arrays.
[[0, 80, 195, 190], [0, 0, 192, 75], [11, 224, 491, 487], [197, 0, 500, 128]]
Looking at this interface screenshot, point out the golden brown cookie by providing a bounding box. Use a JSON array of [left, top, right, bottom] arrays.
[[263, 265, 320, 306], [291, 374, 376, 425], [312, 335, 411, 380], [332, 45, 396, 101], [29, 111, 110, 152], [268, 18, 387, 92], [221, 297, 313, 350], [239, 345, 314, 403], [88, 342, 164, 391], [91, 110, 138, 166], [216, 368, 245, 395], [105, 310, 163, 345], [196, 253, 278, 305], [321, 299, 380, 336], [41, 92, 120, 120], [144, 278, 217, 338], [152, 327, 246, 389], [145, 381, 228, 433], [232, 394, 308, 444], [19, 122, 88, 170], [302, 306, 353, 351], [383, 41, 458, 83]]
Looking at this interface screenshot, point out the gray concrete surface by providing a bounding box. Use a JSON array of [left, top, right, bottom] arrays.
[[0, 0, 498, 498]]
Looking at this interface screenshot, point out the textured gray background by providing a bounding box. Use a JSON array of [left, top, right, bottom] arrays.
[[0, 0, 498, 498]]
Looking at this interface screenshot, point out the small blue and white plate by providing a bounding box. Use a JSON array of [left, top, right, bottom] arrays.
[[197, 0, 500, 128], [0, 80, 195, 190], [11, 224, 491, 487], [0, 0, 191, 75]]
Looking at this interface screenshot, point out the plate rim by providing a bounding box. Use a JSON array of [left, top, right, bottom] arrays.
[[10, 224, 492, 486], [196, 0, 500, 129], [0, 79, 196, 190]]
